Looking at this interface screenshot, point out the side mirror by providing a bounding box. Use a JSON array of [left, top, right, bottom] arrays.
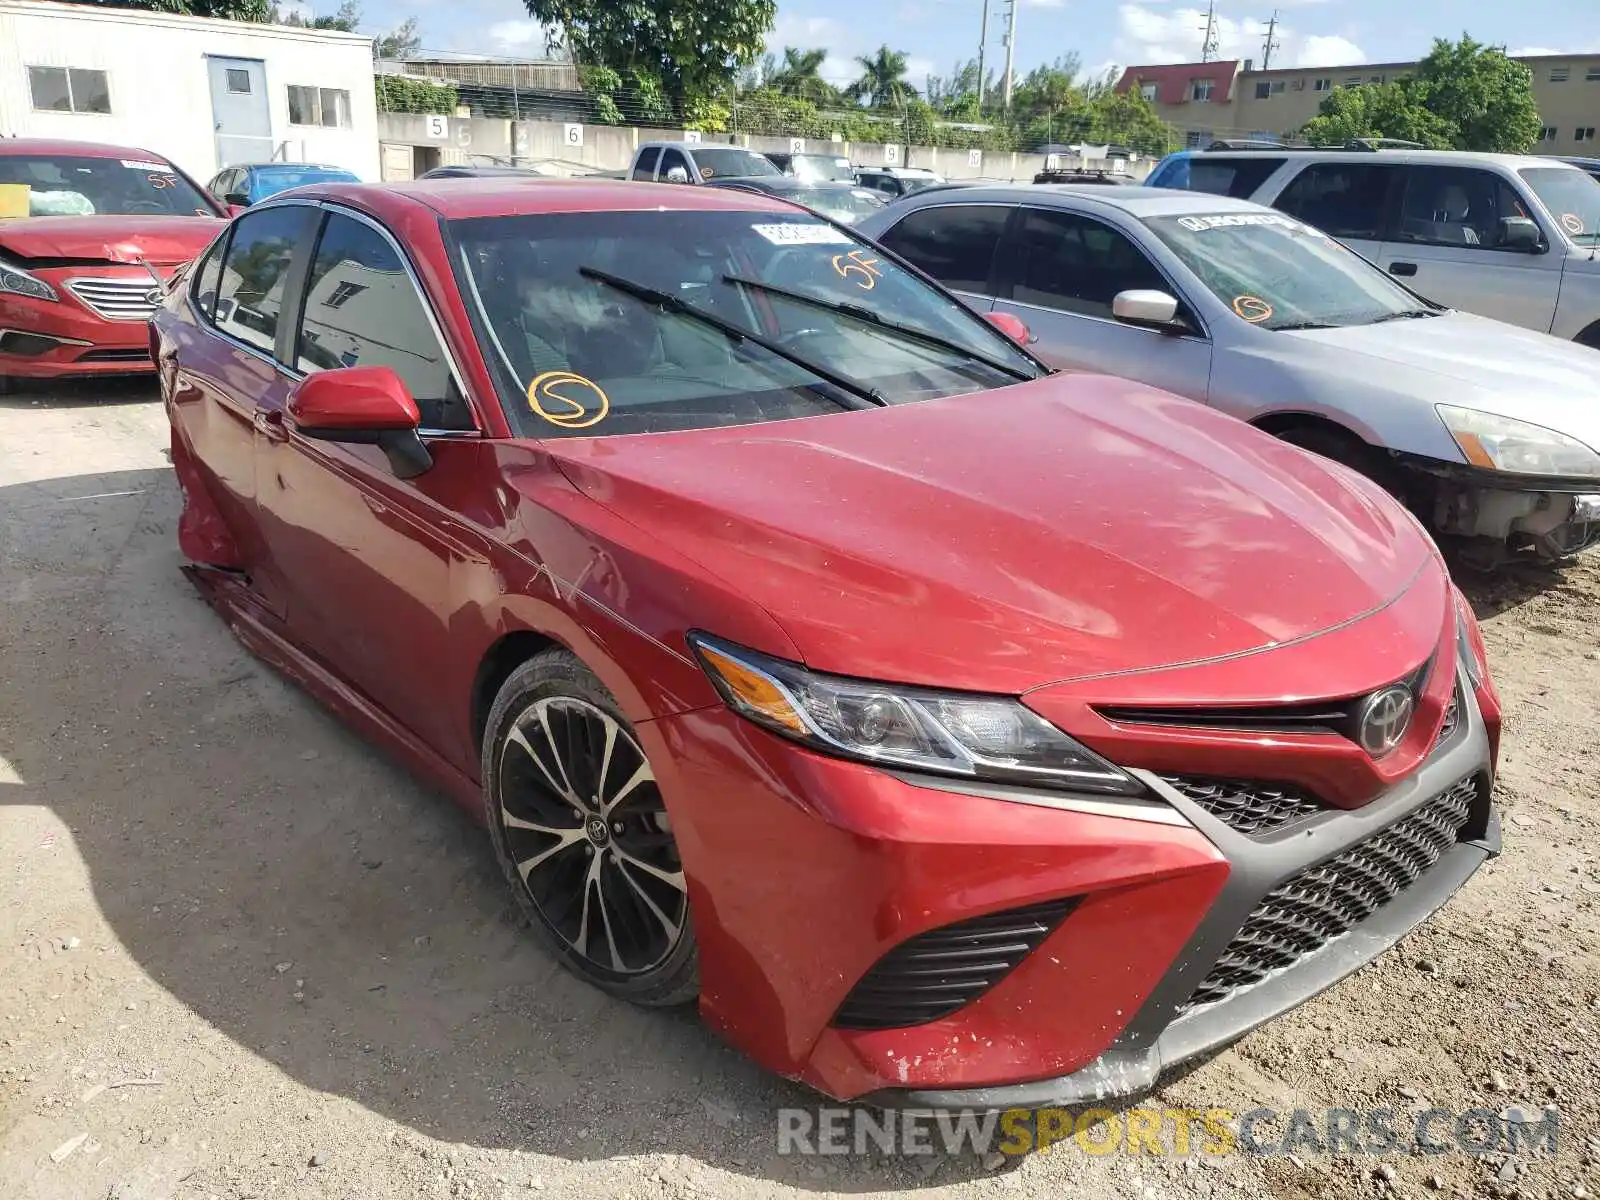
[[223, 191, 251, 208], [286, 366, 433, 479], [984, 311, 1035, 345], [1112, 289, 1185, 332], [664, 166, 690, 184], [1499, 216, 1543, 251]]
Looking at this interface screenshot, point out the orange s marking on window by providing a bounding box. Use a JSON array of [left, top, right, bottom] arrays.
[[527, 370, 610, 429], [832, 248, 883, 291], [1232, 295, 1273, 323]]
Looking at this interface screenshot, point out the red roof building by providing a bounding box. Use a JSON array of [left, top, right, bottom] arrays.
[[1115, 61, 1241, 105]]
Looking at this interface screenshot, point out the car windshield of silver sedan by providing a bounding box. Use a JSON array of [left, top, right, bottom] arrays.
[[448, 209, 1042, 438], [1518, 168, 1600, 246], [0, 154, 213, 217], [1145, 211, 1437, 331]]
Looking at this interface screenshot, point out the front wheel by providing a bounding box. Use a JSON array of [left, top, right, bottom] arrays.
[[482, 649, 698, 1006]]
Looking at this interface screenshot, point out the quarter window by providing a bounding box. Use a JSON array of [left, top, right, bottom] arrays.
[[214, 205, 311, 355], [27, 66, 111, 114], [1183, 156, 1286, 198], [632, 147, 661, 181], [1394, 167, 1539, 251], [1008, 209, 1170, 320], [1274, 163, 1395, 240], [191, 235, 228, 321], [287, 85, 352, 128], [876, 204, 1009, 293], [296, 213, 471, 431]]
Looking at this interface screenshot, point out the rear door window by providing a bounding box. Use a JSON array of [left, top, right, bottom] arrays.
[[1274, 163, 1396, 240], [213, 204, 314, 357], [876, 204, 1010, 293]]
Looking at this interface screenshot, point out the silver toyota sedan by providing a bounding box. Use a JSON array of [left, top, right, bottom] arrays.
[[856, 185, 1600, 567]]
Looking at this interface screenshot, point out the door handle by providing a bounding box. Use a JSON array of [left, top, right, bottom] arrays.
[[1389, 262, 1418, 277], [253, 409, 289, 443]]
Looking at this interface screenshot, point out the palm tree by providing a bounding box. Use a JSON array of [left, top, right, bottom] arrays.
[[769, 47, 835, 104], [848, 45, 917, 110]]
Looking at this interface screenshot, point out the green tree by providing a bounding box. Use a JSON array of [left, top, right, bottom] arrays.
[[309, 0, 359, 28], [1301, 81, 1454, 148], [68, 0, 269, 19], [524, 0, 775, 105], [1410, 34, 1542, 152], [375, 16, 420, 58], [847, 44, 917, 109], [767, 47, 836, 104]]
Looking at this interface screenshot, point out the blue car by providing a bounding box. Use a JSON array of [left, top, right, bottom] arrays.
[[203, 162, 360, 209]]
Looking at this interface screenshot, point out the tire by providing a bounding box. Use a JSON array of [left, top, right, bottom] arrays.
[[482, 648, 698, 1007]]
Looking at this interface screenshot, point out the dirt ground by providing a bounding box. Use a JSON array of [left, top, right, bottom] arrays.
[[2, 382, 1597, 1200]]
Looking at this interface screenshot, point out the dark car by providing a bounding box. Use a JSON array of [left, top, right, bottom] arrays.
[[701, 175, 886, 224], [1560, 156, 1600, 182], [205, 163, 360, 212]]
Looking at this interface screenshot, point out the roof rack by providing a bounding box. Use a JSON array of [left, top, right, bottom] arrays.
[[1032, 168, 1125, 184], [1344, 137, 1425, 151], [1202, 139, 1290, 152]]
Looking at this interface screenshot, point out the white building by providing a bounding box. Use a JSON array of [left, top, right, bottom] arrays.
[[0, 0, 380, 183]]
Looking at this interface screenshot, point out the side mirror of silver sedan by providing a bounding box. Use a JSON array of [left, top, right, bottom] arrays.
[[1112, 289, 1184, 331]]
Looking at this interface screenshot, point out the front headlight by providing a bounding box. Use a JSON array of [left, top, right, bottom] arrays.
[[689, 634, 1143, 795], [0, 254, 58, 302], [1436, 404, 1600, 478]]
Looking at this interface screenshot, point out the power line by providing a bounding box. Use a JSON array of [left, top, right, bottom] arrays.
[[1198, 0, 1220, 62]]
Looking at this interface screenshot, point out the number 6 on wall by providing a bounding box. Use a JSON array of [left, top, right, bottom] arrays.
[[564, 123, 584, 147]]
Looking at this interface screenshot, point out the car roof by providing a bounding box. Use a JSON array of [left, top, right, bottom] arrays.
[[305, 178, 802, 221], [1198, 147, 1570, 171], [641, 141, 762, 152], [0, 136, 170, 161], [242, 162, 354, 172], [894, 182, 1268, 218]]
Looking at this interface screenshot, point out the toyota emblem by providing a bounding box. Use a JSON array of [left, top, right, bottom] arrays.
[[1357, 685, 1414, 757], [144, 287, 163, 305]]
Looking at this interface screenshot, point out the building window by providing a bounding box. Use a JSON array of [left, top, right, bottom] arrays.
[[287, 85, 352, 129], [1191, 79, 1214, 101], [1368, 74, 1382, 84], [1290, 78, 1306, 91], [1578, 127, 1597, 142], [27, 66, 111, 114], [1540, 126, 1559, 142], [1313, 77, 1331, 92], [1271, 80, 1286, 94], [1185, 130, 1212, 148], [1550, 66, 1570, 82], [1140, 82, 1157, 101], [1588, 66, 1600, 81], [1255, 81, 1271, 99], [225, 68, 252, 93]]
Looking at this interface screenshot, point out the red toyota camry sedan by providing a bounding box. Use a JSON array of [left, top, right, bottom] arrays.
[[0, 138, 223, 389], [151, 179, 1503, 1108]]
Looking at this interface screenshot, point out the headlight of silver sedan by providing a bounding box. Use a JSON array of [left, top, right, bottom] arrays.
[[689, 634, 1143, 795], [1436, 404, 1600, 478]]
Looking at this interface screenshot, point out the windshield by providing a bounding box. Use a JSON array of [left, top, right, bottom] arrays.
[[1519, 167, 1600, 246], [791, 155, 856, 183], [1146, 211, 1431, 331], [789, 187, 885, 224], [0, 154, 214, 218], [250, 166, 359, 200], [448, 209, 1039, 438], [689, 148, 781, 180], [900, 175, 945, 195]]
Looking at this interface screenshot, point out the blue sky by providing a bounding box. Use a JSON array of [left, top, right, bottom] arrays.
[[337, 0, 1597, 85]]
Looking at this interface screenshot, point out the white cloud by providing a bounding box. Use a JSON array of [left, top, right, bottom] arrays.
[[487, 19, 542, 50], [1114, 3, 1364, 69], [1021, 0, 1068, 8]]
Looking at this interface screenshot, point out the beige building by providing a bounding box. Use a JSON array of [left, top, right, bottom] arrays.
[[1115, 53, 1600, 156]]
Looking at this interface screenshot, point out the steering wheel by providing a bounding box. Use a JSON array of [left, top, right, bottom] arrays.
[[778, 327, 828, 347], [126, 200, 167, 214]]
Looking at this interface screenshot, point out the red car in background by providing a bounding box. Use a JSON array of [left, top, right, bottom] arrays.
[[0, 138, 223, 391], [151, 179, 1502, 1108]]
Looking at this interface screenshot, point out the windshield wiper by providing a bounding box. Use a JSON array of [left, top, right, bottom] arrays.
[[1368, 309, 1440, 323], [1271, 320, 1340, 331], [721, 274, 1035, 382], [577, 266, 888, 409]]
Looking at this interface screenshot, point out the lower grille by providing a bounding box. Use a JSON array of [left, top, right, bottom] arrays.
[[67, 277, 162, 322], [1161, 776, 1323, 837], [832, 898, 1077, 1030], [1181, 775, 1479, 1012], [76, 347, 151, 364]]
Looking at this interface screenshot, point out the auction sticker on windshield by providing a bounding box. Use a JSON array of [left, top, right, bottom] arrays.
[[751, 223, 854, 246], [1178, 213, 1314, 234], [121, 159, 170, 172]]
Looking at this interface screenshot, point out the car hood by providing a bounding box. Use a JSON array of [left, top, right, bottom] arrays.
[[548, 374, 1435, 695], [1286, 311, 1600, 445], [0, 216, 222, 266]]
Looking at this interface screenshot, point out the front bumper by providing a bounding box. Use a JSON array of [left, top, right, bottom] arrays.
[[0, 266, 164, 379], [646, 663, 1496, 1108]]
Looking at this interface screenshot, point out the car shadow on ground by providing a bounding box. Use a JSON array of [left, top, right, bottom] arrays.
[[0, 463, 1000, 1191], [1447, 553, 1573, 620], [0, 375, 159, 410]]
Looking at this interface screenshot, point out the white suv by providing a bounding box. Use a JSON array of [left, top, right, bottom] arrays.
[[1146, 146, 1600, 349]]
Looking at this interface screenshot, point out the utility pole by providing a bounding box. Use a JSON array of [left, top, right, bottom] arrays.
[[975, 0, 989, 115], [1198, 0, 1219, 62], [1002, 0, 1018, 110], [1261, 9, 1281, 70]]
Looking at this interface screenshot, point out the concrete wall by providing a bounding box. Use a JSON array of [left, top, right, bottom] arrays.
[[376, 113, 1157, 182], [0, 0, 380, 182]]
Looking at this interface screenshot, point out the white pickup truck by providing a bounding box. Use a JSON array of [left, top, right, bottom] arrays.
[[626, 141, 787, 185]]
